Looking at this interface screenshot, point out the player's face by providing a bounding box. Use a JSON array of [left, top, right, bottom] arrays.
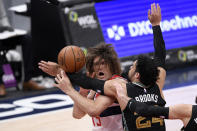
[[128, 60, 137, 82], [93, 57, 112, 80]]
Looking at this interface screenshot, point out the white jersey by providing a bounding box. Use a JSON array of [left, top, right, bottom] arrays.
[[92, 93, 123, 131]]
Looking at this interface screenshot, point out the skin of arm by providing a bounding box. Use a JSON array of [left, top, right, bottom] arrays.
[[72, 88, 89, 119], [67, 87, 115, 117], [73, 103, 86, 119], [54, 71, 116, 117], [38, 61, 61, 76], [103, 78, 128, 98], [169, 104, 192, 127], [112, 82, 130, 111]]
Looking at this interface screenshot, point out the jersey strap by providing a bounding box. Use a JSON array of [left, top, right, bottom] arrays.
[[110, 75, 121, 80]]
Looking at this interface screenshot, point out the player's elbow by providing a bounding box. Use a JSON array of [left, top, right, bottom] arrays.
[[88, 107, 101, 117], [72, 112, 83, 119]]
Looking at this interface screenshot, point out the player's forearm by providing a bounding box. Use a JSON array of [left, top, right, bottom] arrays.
[[126, 99, 169, 118], [67, 88, 101, 116], [168, 104, 192, 120], [72, 89, 90, 118], [67, 73, 105, 94], [153, 25, 166, 69], [67, 73, 117, 97], [116, 94, 131, 111], [72, 103, 86, 119]]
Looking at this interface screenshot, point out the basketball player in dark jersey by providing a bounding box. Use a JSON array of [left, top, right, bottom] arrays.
[[53, 3, 167, 131], [113, 83, 197, 131]]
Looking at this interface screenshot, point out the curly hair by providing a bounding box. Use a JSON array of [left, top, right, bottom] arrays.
[[86, 42, 121, 75], [136, 55, 159, 87]]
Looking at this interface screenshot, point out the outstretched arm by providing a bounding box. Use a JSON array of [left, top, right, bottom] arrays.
[[149, 3, 166, 68], [38, 61, 62, 76], [149, 3, 166, 98]]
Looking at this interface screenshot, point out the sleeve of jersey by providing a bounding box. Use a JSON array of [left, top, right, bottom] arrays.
[[127, 99, 169, 119], [67, 72, 105, 95], [152, 25, 166, 69]]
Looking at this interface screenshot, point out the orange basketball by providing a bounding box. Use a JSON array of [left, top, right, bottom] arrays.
[[58, 45, 86, 73]]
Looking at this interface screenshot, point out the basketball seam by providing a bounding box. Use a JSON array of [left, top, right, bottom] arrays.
[[80, 49, 85, 68], [71, 46, 77, 72], [63, 47, 68, 71], [81, 49, 85, 63]]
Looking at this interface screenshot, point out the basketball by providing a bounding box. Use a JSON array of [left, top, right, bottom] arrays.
[[58, 45, 86, 73]]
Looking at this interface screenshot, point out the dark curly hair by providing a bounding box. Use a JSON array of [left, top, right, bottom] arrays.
[[136, 55, 159, 87], [86, 42, 121, 75]]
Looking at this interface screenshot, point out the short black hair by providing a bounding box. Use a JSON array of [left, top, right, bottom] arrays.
[[136, 55, 159, 87]]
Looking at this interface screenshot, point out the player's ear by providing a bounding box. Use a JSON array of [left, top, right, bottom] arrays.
[[135, 72, 140, 79]]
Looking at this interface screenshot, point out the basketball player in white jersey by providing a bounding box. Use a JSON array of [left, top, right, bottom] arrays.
[[38, 43, 124, 131], [72, 43, 123, 131]]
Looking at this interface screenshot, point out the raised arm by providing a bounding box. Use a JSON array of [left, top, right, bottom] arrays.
[[149, 3, 166, 66], [149, 3, 166, 96]]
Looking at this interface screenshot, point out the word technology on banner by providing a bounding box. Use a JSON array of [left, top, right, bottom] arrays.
[[95, 0, 197, 58]]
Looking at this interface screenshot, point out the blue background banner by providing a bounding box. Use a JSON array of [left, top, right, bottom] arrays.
[[95, 0, 197, 58]]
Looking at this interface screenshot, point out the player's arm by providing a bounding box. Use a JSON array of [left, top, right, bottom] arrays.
[[72, 88, 89, 119], [127, 99, 192, 127], [168, 104, 192, 122], [66, 72, 114, 96], [149, 4, 166, 97], [67, 87, 115, 117], [149, 3, 166, 68], [72, 90, 115, 117], [73, 103, 86, 119], [38, 60, 62, 76], [54, 71, 116, 117]]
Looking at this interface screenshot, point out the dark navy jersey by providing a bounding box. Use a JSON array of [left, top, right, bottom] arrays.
[[181, 105, 197, 131], [122, 82, 166, 131]]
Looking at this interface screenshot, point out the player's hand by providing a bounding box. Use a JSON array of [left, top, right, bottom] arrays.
[[87, 90, 96, 99], [148, 3, 161, 26], [114, 82, 127, 99], [38, 61, 62, 76], [54, 70, 74, 94], [107, 78, 127, 98]]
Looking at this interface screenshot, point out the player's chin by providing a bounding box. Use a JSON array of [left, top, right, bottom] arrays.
[[96, 76, 105, 80]]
